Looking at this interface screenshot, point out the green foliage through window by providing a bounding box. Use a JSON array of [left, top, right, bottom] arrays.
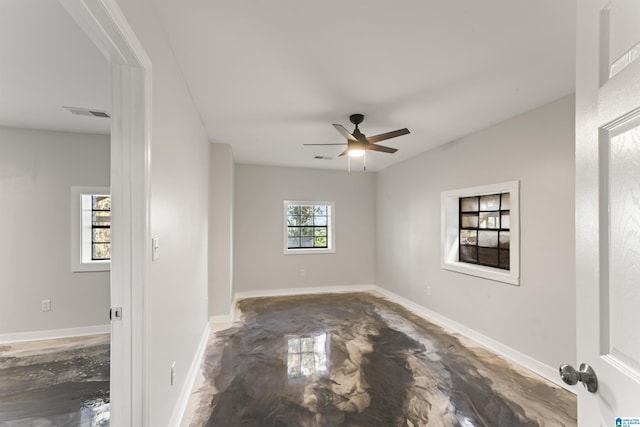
[[287, 204, 329, 249]]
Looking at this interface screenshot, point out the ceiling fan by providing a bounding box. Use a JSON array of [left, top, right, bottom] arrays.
[[304, 114, 410, 171]]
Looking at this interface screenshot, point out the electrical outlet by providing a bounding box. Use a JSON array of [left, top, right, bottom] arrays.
[[426, 286, 432, 296], [299, 268, 306, 277], [170, 362, 176, 386], [41, 299, 51, 312]]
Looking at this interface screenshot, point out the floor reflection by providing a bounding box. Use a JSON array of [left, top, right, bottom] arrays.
[[0, 334, 110, 426], [286, 332, 328, 379]]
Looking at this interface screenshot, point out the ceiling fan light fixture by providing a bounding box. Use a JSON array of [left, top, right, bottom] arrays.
[[348, 148, 365, 158]]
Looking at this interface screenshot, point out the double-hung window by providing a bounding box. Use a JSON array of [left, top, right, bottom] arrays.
[[283, 201, 335, 254]]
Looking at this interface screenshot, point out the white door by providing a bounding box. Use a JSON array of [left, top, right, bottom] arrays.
[[575, 0, 640, 424]]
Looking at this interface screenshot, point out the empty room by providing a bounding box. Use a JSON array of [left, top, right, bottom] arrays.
[[1, 0, 639, 426]]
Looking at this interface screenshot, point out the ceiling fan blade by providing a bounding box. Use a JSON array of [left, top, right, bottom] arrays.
[[333, 124, 358, 141], [303, 143, 347, 146], [338, 149, 349, 157], [367, 144, 398, 154], [366, 128, 410, 143]]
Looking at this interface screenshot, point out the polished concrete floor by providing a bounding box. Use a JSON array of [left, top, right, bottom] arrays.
[[0, 334, 110, 426], [183, 292, 576, 427]]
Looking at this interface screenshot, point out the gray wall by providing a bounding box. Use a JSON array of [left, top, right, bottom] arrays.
[[376, 95, 576, 368], [0, 126, 110, 336], [234, 165, 376, 292], [209, 143, 234, 317], [114, 1, 211, 424]]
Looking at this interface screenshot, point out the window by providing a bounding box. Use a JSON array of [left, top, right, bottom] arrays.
[[71, 186, 111, 272], [90, 195, 111, 260], [459, 193, 510, 270], [442, 181, 519, 285], [283, 201, 335, 254]]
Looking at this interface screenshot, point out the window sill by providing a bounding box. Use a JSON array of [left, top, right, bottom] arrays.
[[283, 248, 336, 255], [442, 260, 519, 285], [72, 260, 111, 273]]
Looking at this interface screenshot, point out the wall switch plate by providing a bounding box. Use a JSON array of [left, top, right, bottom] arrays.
[[41, 299, 51, 311], [426, 286, 432, 296]]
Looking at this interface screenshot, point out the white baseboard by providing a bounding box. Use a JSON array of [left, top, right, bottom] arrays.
[[0, 324, 110, 344], [235, 284, 376, 301], [371, 286, 574, 393], [169, 322, 210, 427]]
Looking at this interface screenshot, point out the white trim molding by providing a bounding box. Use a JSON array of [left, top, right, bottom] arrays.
[[0, 324, 110, 344], [441, 180, 520, 285], [168, 323, 210, 427]]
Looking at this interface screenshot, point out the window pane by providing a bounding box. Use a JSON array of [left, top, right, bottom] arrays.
[[478, 230, 498, 248], [92, 211, 111, 226], [499, 250, 510, 269], [499, 231, 510, 249], [460, 197, 479, 212], [459, 245, 478, 263], [314, 205, 327, 216], [92, 195, 111, 210], [92, 243, 111, 260], [461, 213, 478, 228], [93, 228, 111, 243], [301, 227, 313, 236], [479, 212, 500, 229], [314, 237, 327, 247], [478, 248, 499, 267], [288, 237, 300, 248], [288, 205, 300, 216], [300, 214, 313, 226], [314, 215, 327, 226], [314, 228, 327, 237], [288, 227, 300, 238], [301, 237, 314, 247], [287, 215, 298, 226], [501, 213, 510, 229], [501, 193, 510, 210], [480, 194, 500, 211], [460, 230, 477, 245]]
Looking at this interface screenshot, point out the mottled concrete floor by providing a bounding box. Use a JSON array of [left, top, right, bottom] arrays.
[[182, 292, 576, 427], [0, 334, 110, 426]]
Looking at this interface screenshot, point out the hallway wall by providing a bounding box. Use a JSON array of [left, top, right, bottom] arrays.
[[113, 1, 211, 424], [0, 126, 110, 338], [234, 165, 376, 293], [375, 95, 576, 369]]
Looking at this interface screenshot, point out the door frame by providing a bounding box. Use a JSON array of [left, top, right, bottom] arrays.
[[58, 1, 151, 425]]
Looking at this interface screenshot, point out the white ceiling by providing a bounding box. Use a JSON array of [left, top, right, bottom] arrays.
[[2, 0, 575, 171], [0, 0, 111, 135], [151, 0, 576, 171]]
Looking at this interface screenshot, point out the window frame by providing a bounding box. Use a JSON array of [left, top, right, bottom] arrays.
[[283, 200, 335, 255], [441, 181, 520, 285], [71, 186, 111, 272]]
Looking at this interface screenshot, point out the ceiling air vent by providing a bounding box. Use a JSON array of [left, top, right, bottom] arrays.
[[63, 106, 110, 118], [314, 155, 333, 160]]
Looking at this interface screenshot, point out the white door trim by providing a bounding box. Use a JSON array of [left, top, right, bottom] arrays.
[[58, 1, 151, 425]]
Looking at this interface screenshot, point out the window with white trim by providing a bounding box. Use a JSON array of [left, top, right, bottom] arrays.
[[441, 181, 519, 285], [283, 201, 335, 254], [71, 186, 111, 272]]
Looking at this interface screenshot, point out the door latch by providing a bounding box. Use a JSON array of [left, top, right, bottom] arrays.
[[110, 307, 123, 321]]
